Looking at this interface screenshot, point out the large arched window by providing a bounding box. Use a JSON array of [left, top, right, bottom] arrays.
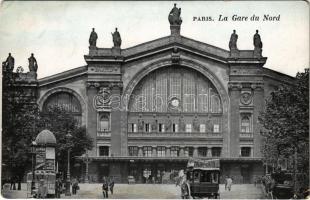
[[129, 66, 222, 113], [42, 92, 82, 126]]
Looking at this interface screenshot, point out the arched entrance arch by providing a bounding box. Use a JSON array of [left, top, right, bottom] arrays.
[[123, 58, 229, 114], [38, 87, 86, 126]]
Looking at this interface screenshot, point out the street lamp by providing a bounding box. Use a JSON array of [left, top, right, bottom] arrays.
[[65, 131, 72, 196], [82, 152, 89, 183], [30, 140, 37, 195]]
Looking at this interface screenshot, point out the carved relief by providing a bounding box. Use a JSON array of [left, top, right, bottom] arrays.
[[240, 91, 252, 105], [89, 66, 119, 73], [171, 47, 180, 64], [93, 87, 111, 110]]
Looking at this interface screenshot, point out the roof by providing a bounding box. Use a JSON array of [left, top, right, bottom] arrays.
[[35, 129, 56, 145]]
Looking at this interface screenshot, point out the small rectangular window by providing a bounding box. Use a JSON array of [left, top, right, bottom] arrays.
[[173, 124, 178, 132], [213, 124, 220, 133], [133, 124, 137, 132], [184, 147, 193, 157], [128, 146, 139, 156], [241, 147, 251, 157], [211, 147, 221, 157], [170, 147, 179, 157], [200, 124, 206, 133], [158, 123, 165, 133], [186, 124, 192, 133], [99, 146, 109, 156], [143, 146, 152, 157], [145, 123, 150, 133], [159, 124, 165, 132], [157, 146, 166, 157]]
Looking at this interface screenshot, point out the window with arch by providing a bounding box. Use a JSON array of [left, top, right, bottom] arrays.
[[241, 115, 251, 133], [129, 66, 223, 113], [42, 91, 82, 126], [98, 112, 110, 132]]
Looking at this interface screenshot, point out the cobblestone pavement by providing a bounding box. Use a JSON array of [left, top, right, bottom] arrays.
[[2, 183, 265, 199]]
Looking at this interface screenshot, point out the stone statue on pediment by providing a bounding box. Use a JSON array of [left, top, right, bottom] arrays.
[[28, 53, 38, 72], [111, 28, 122, 48], [253, 30, 263, 49], [229, 30, 238, 50], [168, 3, 182, 25], [3, 53, 15, 72], [89, 28, 98, 47]]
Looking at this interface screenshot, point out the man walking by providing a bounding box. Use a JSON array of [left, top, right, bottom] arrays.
[[226, 176, 233, 191], [102, 177, 109, 198], [109, 177, 115, 195]]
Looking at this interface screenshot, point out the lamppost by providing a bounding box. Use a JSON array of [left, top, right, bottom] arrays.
[[30, 140, 37, 195], [82, 151, 89, 183], [65, 131, 72, 196]]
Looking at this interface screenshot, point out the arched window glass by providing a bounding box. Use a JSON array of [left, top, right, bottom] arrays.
[[211, 95, 221, 113], [99, 112, 110, 132], [241, 116, 251, 133], [129, 66, 222, 113], [43, 92, 82, 126]]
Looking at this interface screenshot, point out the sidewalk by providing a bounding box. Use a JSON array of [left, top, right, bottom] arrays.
[[2, 183, 264, 199]]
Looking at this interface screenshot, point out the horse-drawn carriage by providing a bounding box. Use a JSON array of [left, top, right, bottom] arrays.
[[181, 158, 220, 199], [265, 171, 294, 199]]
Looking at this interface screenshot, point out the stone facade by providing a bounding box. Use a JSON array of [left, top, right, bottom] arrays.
[[33, 19, 295, 184]]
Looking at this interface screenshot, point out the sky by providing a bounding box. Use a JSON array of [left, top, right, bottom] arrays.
[[0, 1, 308, 79]]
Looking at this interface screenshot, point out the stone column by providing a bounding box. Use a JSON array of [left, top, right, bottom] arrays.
[[252, 83, 264, 157], [193, 147, 198, 157], [228, 82, 242, 157]]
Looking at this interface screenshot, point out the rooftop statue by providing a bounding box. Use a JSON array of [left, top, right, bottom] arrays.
[[253, 30, 263, 49], [89, 28, 98, 47], [28, 53, 38, 72], [168, 3, 182, 25], [3, 53, 15, 72], [111, 28, 122, 48], [229, 30, 238, 50]]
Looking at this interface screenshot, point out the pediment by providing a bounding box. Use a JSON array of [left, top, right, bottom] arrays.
[[85, 35, 231, 64]]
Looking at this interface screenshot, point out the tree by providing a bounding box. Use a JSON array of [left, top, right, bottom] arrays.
[[259, 68, 309, 189], [37, 106, 93, 177], [2, 68, 40, 190]]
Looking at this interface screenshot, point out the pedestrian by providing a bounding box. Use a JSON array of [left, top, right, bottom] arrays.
[[109, 177, 115, 195], [226, 176, 233, 191], [102, 177, 109, 198], [38, 179, 47, 198], [71, 177, 79, 195], [10, 176, 16, 190], [181, 176, 190, 199], [224, 176, 228, 190]]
